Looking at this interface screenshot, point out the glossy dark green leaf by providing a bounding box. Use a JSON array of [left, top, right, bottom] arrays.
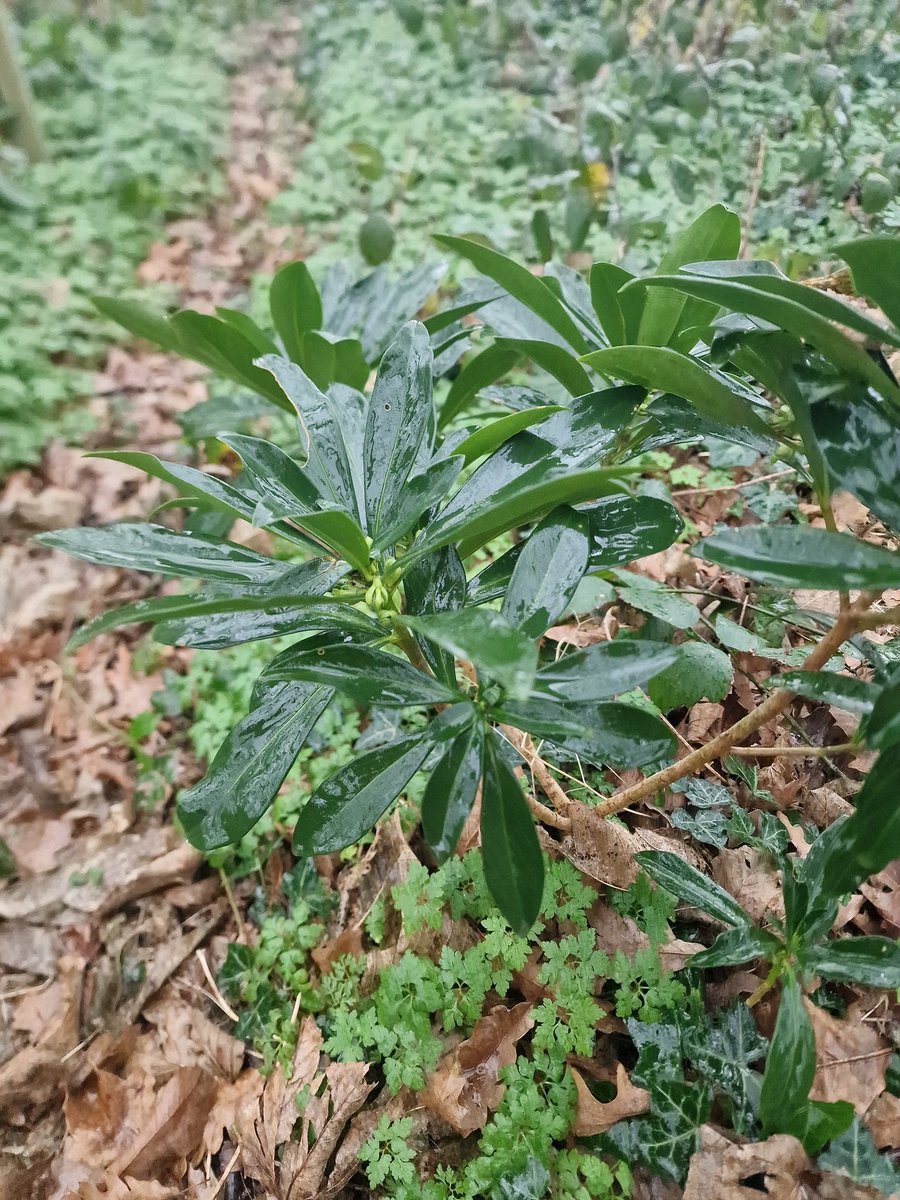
[[811, 392, 900, 532], [257, 355, 359, 516], [694, 525, 900, 590], [169, 310, 289, 409], [691, 925, 782, 969], [628, 275, 900, 409], [370, 455, 463, 553], [817, 745, 900, 897], [177, 681, 332, 849], [397, 609, 537, 700], [637, 204, 741, 348], [421, 720, 484, 863], [423, 294, 499, 337], [402, 545, 467, 687], [261, 642, 461, 706], [681, 1002, 767, 1137], [582, 346, 770, 434], [636, 850, 751, 928], [414, 438, 620, 561], [495, 699, 675, 769], [87, 451, 256, 522], [834, 235, 900, 332], [65, 562, 352, 650], [648, 642, 733, 710], [269, 259, 323, 362], [493, 337, 593, 397], [759, 972, 815, 1139], [532, 386, 644, 467], [36, 523, 294, 584], [819, 1117, 900, 1193], [294, 510, 372, 574], [154, 599, 382, 650], [805, 937, 900, 989], [93, 295, 183, 354], [454, 407, 564, 466], [480, 734, 544, 934], [865, 666, 900, 750], [800, 1101, 856, 1157], [589, 262, 642, 346], [364, 322, 434, 538], [585, 494, 684, 570], [214, 307, 279, 357], [685, 263, 900, 348], [440, 342, 522, 427], [766, 670, 876, 715], [535, 640, 678, 701], [501, 507, 590, 638], [434, 235, 589, 353], [217, 433, 322, 522], [293, 734, 433, 856]]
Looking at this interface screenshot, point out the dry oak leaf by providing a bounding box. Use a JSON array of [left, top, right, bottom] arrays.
[[682, 1125, 809, 1199], [422, 1001, 534, 1135], [712, 846, 784, 924], [590, 902, 701, 974], [200, 1068, 265, 1158], [144, 994, 245, 1081], [805, 999, 890, 1114], [570, 1063, 650, 1136], [866, 1091, 900, 1150], [561, 804, 704, 890]]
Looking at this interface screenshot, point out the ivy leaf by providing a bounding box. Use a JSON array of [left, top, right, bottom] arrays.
[[480, 734, 544, 935], [680, 1002, 766, 1136], [177, 681, 333, 850], [601, 1077, 711, 1185], [818, 1117, 900, 1193], [647, 642, 733, 710]]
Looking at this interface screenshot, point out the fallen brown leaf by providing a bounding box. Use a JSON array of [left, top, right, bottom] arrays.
[[570, 1063, 650, 1136], [866, 1091, 900, 1149], [712, 846, 783, 924], [590, 903, 701, 973], [806, 999, 890, 1113], [144, 993, 245, 1081], [422, 1002, 533, 1135], [559, 804, 704, 890], [683, 1125, 808, 1199]]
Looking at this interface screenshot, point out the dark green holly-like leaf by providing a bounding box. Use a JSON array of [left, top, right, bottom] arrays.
[[293, 733, 433, 856], [269, 259, 323, 363], [397, 609, 537, 700], [865, 666, 900, 750], [178, 681, 333, 849], [480, 734, 544, 934], [501, 507, 590, 638], [811, 391, 900, 533], [648, 642, 733, 710], [759, 972, 815, 1140], [586, 494, 684, 570], [261, 642, 462, 707], [804, 936, 900, 990], [218, 433, 322, 522], [636, 850, 752, 928], [766, 669, 876, 714], [88, 451, 256, 522], [434, 234, 589, 353], [36, 523, 295, 584], [402, 545, 467, 688], [421, 720, 484, 863], [691, 925, 782, 969], [364, 321, 434, 539], [534, 639, 678, 702], [583, 345, 771, 435], [695, 525, 900, 590], [495, 698, 675, 769]]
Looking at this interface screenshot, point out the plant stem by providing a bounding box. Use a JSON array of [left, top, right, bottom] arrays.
[[726, 741, 857, 758], [591, 593, 875, 819], [498, 726, 573, 832]]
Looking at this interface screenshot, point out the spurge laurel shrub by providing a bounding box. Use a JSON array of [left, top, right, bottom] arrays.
[[41, 207, 900, 947]]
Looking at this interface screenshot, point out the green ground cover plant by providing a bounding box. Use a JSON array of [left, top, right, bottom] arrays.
[[0, 0, 273, 473]]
